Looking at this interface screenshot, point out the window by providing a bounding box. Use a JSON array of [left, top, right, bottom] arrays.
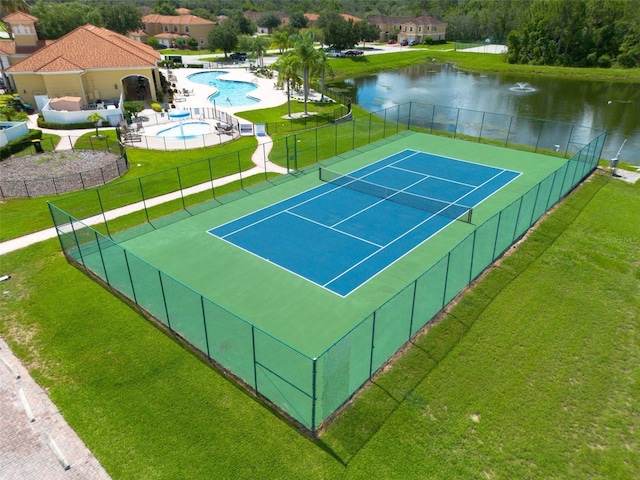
[[185, 26, 189, 33], [163, 25, 168, 32], [419, 26, 422, 32], [410, 27, 413, 32], [173, 25, 178, 32]]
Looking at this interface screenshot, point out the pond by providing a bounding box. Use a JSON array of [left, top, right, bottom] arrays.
[[330, 63, 639, 164]]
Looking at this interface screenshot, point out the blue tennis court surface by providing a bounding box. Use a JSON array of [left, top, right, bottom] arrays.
[[209, 150, 520, 296]]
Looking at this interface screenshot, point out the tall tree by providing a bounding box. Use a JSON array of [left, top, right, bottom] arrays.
[[208, 19, 238, 57], [256, 12, 281, 34], [289, 12, 308, 30], [152, 0, 177, 15], [230, 10, 255, 35], [271, 29, 290, 54], [355, 21, 380, 47], [1, 0, 30, 16], [31, 1, 103, 39], [289, 30, 322, 115], [96, 2, 141, 35], [318, 11, 359, 50], [271, 53, 301, 117]]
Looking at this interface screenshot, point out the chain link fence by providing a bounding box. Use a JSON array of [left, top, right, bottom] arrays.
[[48, 102, 606, 434], [1, 139, 128, 199]]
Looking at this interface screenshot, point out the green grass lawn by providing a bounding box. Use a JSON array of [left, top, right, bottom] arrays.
[[0, 171, 638, 479], [0, 134, 258, 241], [326, 45, 639, 83]]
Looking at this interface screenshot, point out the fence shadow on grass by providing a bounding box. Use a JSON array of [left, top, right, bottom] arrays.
[[318, 173, 610, 464]]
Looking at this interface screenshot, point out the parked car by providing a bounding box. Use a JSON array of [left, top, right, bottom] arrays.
[[328, 50, 345, 58], [344, 50, 364, 56], [229, 52, 247, 61], [387, 39, 396, 44], [400, 39, 409, 46], [409, 40, 419, 46]]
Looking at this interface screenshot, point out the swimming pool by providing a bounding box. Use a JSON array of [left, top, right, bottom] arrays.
[[188, 71, 259, 107], [157, 121, 211, 138]]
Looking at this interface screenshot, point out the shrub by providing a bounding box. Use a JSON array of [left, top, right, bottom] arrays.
[[597, 54, 612, 68], [36, 116, 107, 130], [151, 102, 163, 112], [616, 52, 638, 68], [0, 129, 44, 159]]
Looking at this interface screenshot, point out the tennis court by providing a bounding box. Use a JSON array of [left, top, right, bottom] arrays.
[[209, 150, 520, 296], [50, 127, 604, 431]]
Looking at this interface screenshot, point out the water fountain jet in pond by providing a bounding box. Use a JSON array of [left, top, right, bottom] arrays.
[[509, 82, 535, 92]]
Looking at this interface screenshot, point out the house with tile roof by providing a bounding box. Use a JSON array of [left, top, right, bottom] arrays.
[[2, 13, 161, 117], [368, 14, 447, 44], [132, 13, 215, 49]]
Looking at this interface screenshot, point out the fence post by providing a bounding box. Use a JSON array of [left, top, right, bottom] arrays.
[[369, 312, 376, 377], [200, 296, 211, 359], [534, 120, 543, 153], [442, 252, 452, 307], [478, 112, 486, 142], [408, 280, 418, 338], [237, 151, 243, 188], [176, 166, 186, 210], [505, 116, 513, 147], [158, 272, 171, 330], [123, 251, 138, 306], [311, 357, 317, 436], [94, 231, 110, 284], [96, 189, 111, 238], [207, 158, 215, 199], [251, 325, 258, 392], [139, 177, 150, 224]]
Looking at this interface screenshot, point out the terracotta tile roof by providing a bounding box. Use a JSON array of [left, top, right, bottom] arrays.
[[0, 41, 16, 55], [176, 8, 191, 15], [2, 11, 39, 23], [368, 14, 446, 26], [0, 39, 54, 56], [410, 14, 447, 26], [142, 14, 214, 25], [304, 13, 362, 23], [7, 24, 160, 73]]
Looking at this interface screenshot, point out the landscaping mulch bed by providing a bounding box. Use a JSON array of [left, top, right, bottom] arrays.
[[0, 150, 128, 198]]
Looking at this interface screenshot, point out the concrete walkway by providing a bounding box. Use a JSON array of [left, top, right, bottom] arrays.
[[0, 337, 112, 479]]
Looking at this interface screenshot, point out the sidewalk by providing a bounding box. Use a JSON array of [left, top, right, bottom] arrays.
[[0, 337, 112, 480]]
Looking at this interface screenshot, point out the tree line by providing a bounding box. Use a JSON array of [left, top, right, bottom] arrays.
[[3, 0, 638, 68]]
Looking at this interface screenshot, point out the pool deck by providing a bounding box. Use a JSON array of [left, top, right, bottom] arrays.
[[163, 67, 288, 114]]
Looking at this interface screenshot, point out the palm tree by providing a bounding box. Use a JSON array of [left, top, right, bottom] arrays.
[[271, 54, 301, 118], [251, 36, 269, 69], [271, 30, 290, 54], [312, 49, 333, 103], [87, 112, 105, 137], [290, 31, 322, 115]]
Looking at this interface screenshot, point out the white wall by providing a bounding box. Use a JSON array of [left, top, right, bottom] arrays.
[[0, 121, 30, 147]]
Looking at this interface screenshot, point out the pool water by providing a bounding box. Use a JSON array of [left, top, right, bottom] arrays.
[[188, 71, 259, 107], [157, 121, 210, 138]]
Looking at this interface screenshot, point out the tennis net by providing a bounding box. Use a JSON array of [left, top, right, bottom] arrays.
[[319, 167, 473, 223]]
